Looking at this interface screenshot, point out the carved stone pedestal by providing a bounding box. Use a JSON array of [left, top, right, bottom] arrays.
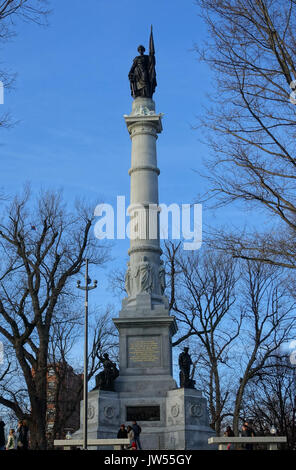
[[165, 388, 215, 450], [74, 390, 120, 445], [73, 387, 214, 450], [73, 291, 214, 449], [113, 293, 177, 396]]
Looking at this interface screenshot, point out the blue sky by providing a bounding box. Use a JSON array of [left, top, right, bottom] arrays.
[[1, 0, 218, 301], [2, 0, 209, 202], [0, 1, 265, 371]]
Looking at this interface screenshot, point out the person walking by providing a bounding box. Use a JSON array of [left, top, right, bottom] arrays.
[[117, 424, 128, 450], [17, 420, 29, 450], [6, 429, 16, 450], [132, 420, 142, 450], [127, 425, 136, 450], [0, 418, 5, 450]]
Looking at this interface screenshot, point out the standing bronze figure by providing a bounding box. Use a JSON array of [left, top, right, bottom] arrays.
[[178, 347, 195, 389], [128, 26, 157, 99]]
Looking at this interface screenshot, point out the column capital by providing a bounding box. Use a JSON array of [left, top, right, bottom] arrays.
[[124, 114, 163, 135]]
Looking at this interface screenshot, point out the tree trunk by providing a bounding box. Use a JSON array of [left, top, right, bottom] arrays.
[[29, 344, 49, 449], [233, 382, 245, 435]]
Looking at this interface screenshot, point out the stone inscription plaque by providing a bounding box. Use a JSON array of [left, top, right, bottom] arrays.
[[127, 335, 161, 367], [126, 406, 160, 422]]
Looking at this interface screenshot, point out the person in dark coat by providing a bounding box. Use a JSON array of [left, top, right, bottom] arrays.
[[241, 421, 255, 450], [245, 421, 255, 437], [224, 425, 235, 437], [0, 418, 5, 450], [117, 424, 128, 450], [17, 420, 29, 450], [132, 420, 142, 450], [224, 425, 235, 450]]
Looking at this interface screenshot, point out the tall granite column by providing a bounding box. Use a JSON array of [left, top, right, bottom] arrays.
[[113, 96, 178, 396], [124, 97, 166, 304], [73, 98, 214, 451], [111, 96, 214, 449]]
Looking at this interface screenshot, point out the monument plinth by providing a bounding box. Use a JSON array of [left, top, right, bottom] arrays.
[[73, 30, 214, 450]]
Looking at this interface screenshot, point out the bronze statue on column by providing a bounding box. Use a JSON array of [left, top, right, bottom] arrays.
[[128, 26, 157, 99]]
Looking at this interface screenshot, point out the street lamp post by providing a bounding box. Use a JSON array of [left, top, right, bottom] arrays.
[[270, 424, 277, 436], [77, 258, 97, 450]]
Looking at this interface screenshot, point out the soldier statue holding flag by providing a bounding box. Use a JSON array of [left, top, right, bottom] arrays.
[[128, 26, 157, 99]]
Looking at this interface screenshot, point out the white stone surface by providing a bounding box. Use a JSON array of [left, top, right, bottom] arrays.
[[124, 97, 164, 307]]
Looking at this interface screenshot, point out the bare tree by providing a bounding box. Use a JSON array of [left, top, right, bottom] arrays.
[[88, 307, 119, 382], [231, 260, 295, 434], [164, 242, 295, 435], [49, 307, 118, 445], [48, 307, 118, 445], [165, 242, 241, 434], [108, 265, 127, 297], [109, 241, 296, 437], [0, 188, 108, 449], [45, 303, 83, 447], [196, 0, 296, 269], [0, 305, 118, 449], [0, 1, 49, 21], [243, 355, 296, 448], [0, 341, 30, 419], [0, 0, 50, 127]]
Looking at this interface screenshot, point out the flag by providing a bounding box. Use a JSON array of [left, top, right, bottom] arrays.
[[148, 25, 157, 95], [149, 25, 155, 57]]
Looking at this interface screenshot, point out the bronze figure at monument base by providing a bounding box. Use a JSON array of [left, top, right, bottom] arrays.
[[93, 353, 119, 391], [178, 347, 196, 389]]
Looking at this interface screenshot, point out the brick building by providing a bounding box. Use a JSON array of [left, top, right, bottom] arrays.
[[46, 362, 83, 447]]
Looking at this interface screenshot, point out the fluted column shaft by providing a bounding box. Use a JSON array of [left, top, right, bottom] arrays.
[[124, 97, 164, 305]]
